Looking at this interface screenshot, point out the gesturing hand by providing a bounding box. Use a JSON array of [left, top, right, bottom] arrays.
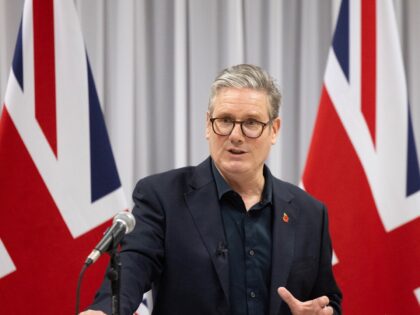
[[277, 287, 334, 315]]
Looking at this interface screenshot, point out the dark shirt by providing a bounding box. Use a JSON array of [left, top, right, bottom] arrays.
[[212, 162, 273, 315]]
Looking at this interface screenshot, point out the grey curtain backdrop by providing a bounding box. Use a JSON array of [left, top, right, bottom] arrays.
[[1, 0, 420, 205]]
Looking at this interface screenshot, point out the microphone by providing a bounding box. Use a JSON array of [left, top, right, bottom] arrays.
[[85, 211, 136, 266], [216, 241, 228, 257]]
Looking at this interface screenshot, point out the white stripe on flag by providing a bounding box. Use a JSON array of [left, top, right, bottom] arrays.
[[415, 287, 420, 305], [0, 239, 16, 278], [332, 250, 339, 265]]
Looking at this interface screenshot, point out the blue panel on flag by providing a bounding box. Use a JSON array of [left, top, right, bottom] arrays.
[[87, 57, 122, 202], [12, 20, 24, 91], [406, 108, 420, 196], [332, 0, 349, 81]]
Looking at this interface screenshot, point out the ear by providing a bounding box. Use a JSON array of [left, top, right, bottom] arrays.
[[270, 117, 281, 145], [205, 112, 211, 139]]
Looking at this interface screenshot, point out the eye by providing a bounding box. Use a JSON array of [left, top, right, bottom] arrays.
[[243, 119, 259, 127], [219, 117, 234, 125]]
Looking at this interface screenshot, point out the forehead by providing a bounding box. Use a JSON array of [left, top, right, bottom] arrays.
[[212, 88, 270, 117]]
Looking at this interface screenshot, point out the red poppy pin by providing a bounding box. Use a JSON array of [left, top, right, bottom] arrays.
[[282, 212, 289, 223]]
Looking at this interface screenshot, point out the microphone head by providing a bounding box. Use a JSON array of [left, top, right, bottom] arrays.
[[113, 211, 136, 234]]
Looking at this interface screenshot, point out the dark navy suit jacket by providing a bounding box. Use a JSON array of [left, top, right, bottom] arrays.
[[90, 157, 342, 315]]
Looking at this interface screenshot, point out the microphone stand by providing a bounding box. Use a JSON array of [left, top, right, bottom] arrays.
[[106, 243, 122, 315]]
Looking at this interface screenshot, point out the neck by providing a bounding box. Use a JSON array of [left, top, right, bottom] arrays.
[[227, 173, 264, 195], [217, 167, 265, 209]]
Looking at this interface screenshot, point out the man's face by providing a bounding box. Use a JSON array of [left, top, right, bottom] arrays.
[[206, 87, 280, 180]]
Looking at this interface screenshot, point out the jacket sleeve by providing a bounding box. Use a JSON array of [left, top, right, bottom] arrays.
[[88, 178, 166, 315]]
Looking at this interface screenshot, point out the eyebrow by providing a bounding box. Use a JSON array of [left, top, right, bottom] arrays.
[[214, 113, 266, 120]]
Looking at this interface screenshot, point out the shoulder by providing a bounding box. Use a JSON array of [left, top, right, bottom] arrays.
[[133, 157, 213, 194], [134, 165, 196, 192]]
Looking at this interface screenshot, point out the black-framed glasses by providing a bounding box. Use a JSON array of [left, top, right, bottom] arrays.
[[210, 117, 271, 139]]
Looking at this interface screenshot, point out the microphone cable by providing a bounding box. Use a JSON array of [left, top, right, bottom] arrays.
[[75, 262, 89, 315]]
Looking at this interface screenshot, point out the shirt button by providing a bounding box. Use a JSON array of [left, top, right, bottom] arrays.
[[249, 249, 255, 256], [250, 291, 256, 298]]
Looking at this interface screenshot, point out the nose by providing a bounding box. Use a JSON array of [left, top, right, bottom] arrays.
[[228, 122, 244, 142]]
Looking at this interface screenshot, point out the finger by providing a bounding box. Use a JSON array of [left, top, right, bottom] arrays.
[[320, 305, 334, 315], [314, 295, 330, 309], [277, 287, 298, 307]]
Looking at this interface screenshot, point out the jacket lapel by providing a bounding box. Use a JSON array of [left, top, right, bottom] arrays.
[[184, 158, 230, 304], [269, 180, 299, 315]]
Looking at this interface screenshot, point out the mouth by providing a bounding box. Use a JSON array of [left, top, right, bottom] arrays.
[[227, 148, 246, 155]]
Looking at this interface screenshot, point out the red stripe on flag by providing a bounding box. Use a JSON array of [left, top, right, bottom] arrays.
[[361, 0, 376, 146], [33, 0, 57, 156]]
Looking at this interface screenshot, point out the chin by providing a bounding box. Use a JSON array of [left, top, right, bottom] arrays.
[[220, 160, 250, 175]]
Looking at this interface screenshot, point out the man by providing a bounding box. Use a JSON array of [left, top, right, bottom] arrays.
[[82, 64, 342, 315]]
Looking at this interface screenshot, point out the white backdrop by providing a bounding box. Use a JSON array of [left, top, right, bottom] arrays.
[[1, 0, 420, 204]]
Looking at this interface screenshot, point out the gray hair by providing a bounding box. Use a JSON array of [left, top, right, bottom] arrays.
[[208, 64, 281, 120]]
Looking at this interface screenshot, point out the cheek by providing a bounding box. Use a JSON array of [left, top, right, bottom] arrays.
[[209, 138, 227, 155], [254, 141, 272, 159], [207, 134, 218, 150]]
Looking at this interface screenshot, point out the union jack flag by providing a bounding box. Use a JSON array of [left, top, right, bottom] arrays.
[[0, 0, 128, 313], [303, 0, 420, 313]]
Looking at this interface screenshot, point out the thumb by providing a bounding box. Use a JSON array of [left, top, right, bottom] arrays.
[[277, 287, 297, 307]]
